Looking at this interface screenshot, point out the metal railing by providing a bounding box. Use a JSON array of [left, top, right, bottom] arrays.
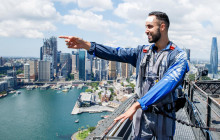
[[184, 80, 220, 140], [86, 80, 220, 140]]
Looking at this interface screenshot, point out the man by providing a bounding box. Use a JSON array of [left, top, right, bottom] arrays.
[[60, 11, 189, 140]]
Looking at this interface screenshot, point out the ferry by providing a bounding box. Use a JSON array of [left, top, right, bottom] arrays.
[[75, 119, 79, 123]]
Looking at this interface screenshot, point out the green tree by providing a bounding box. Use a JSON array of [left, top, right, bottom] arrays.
[[110, 95, 114, 101], [78, 128, 81, 136], [202, 76, 211, 80], [98, 91, 102, 99], [70, 73, 74, 80], [129, 83, 135, 91], [86, 125, 90, 129], [16, 69, 23, 75], [121, 82, 124, 86], [88, 127, 96, 132], [109, 88, 114, 94], [90, 82, 99, 89], [85, 89, 93, 92], [81, 126, 84, 137], [126, 78, 130, 83], [188, 74, 195, 81]]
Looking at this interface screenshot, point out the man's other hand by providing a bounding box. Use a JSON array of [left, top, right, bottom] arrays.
[[114, 102, 141, 123]]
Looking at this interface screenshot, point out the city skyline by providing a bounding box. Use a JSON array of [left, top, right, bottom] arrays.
[[0, 0, 220, 60]]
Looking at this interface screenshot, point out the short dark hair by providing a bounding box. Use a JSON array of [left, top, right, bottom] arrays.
[[148, 11, 170, 29]]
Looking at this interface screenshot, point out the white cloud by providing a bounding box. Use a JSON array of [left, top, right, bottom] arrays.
[[62, 10, 125, 33], [77, 0, 113, 11], [113, 0, 220, 59], [0, 19, 56, 38], [0, 0, 60, 38], [54, 0, 113, 11], [52, 0, 76, 4]]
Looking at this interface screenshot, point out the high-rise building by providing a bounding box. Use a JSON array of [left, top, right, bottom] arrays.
[[210, 37, 218, 76], [0, 57, 3, 66], [38, 61, 52, 82], [40, 47, 43, 60], [85, 58, 91, 80], [40, 37, 57, 77], [121, 63, 126, 78], [71, 55, 77, 73], [92, 57, 100, 81], [0, 81, 8, 93], [116, 62, 121, 77], [183, 48, 190, 62], [57, 51, 61, 64], [60, 53, 71, 78], [108, 61, 116, 80], [100, 59, 107, 80], [86, 52, 94, 81], [79, 50, 85, 81], [7, 70, 17, 88], [24, 63, 30, 82], [28, 60, 38, 81], [3, 77, 15, 88], [185, 49, 190, 61], [121, 63, 131, 79]]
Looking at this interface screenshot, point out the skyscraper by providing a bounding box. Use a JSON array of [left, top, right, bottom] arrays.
[[79, 50, 85, 81], [108, 61, 116, 80], [121, 63, 131, 79], [38, 61, 52, 82], [116, 62, 121, 77], [0, 57, 3, 66], [184, 49, 190, 62], [24, 63, 30, 82], [71, 55, 77, 73], [40, 37, 57, 76], [121, 63, 126, 78], [60, 53, 71, 78], [210, 37, 218, 76], [28, 60, 38, 81], [7, 70, 17, 88], [100, 59, 107, 80]]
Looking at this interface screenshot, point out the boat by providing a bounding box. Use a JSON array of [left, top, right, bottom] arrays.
[[9, 90, 16, 94], [75, 119, 79, 123], [62, 89, 68, 92], [101, 115, 109, 119], [16, 91, 21, 94]]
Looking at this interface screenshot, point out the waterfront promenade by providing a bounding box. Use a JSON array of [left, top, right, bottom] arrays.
[[71, 104, 115, 114]]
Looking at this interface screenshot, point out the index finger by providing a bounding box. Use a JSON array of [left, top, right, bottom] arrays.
[[59, 36, 70, 39]]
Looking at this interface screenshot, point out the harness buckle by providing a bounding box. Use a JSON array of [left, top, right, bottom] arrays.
[[170, 46, 175, 50], [143, 49, 148, 53]]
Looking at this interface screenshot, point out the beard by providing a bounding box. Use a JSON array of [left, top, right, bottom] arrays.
[[148, 28, 161, 43]]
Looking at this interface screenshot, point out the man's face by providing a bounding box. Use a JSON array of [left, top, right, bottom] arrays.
[[145, 16, 161, 43]]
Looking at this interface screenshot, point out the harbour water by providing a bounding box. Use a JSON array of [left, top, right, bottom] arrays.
[[0, 87, 110, 140]]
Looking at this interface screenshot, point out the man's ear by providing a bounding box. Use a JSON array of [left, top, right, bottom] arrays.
[[160, 23, 166, 31]]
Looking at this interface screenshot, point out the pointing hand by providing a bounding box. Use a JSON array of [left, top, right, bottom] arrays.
[[59, 36, 91, 50]]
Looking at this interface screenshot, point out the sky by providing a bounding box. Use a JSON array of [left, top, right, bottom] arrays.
[[0, 0, 220, 60]]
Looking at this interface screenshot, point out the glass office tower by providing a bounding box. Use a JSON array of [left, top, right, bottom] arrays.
[[210, 37, 218, 75], [79, 49, 85, 81]]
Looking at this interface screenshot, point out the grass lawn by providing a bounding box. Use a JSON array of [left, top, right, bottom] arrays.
[[76, 129, 90, 140]]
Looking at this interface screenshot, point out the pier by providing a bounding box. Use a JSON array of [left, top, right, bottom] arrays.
[[71, 104, 114, 115]]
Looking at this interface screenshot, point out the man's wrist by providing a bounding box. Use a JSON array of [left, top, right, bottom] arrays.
[[84, 41, 91, 50], [133, 102, 141, 110]]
